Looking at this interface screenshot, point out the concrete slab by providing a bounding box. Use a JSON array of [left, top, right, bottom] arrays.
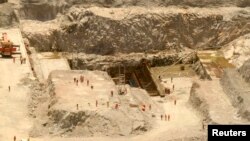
[[37, 52, 70, 80]]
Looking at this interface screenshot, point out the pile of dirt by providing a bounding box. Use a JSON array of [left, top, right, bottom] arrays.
[[238, 59, 250, 83]]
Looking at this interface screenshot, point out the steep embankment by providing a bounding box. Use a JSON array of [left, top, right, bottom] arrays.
[[22, 7, 250, 55], [223, 34, 250, 68], [221, 59, 250, 121], [238, 59, 250, 83]]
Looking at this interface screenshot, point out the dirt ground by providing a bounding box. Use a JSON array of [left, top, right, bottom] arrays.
[[0, 28, 33, 140], [0, 0, 250, 140]]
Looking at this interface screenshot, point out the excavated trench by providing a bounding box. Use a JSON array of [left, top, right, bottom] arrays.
[[67, 53, 199, 96]]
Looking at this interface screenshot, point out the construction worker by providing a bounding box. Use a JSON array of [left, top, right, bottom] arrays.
[[115, 103, 119, 110], [160, 115, 163, 120], [173, 84, 175, 91], [202, 122, 205, 130], [8, 86, 10, 92], [174, 100, 177, 105], [74, 77, 76, 83], [76, 104, 79, 110], [171, 77, 173, 83], [20, 55, 22, 64], [149, 104, 151, 110], [23, 58, 26, 64], [168, 115, 170, 121], [13, 57, 15, 63], [111, 90, 113, 97], [165, 88, 170, 95], [14, 136, 16, 141], [158, 75, 162, 81], [142, 104, 146, 111], [124, 88, 127, 94], [76, 80, 79, 86], [80, 75, 84, 83], [96, 100, 98, 107], [87, 80, 89, 86], [91, 85, 94, 89], [107, 101, 109, 108], [165, 114, 167, 121]]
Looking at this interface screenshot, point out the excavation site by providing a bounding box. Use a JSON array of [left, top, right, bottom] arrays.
[[0, 0, 250, 141]]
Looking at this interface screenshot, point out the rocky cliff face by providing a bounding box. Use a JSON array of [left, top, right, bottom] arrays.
[[18, 0, 250, 21], [238, 59, 250, 83], [0, 3, 18, 27], [0, 0, 7, 4], [22, 8, 250, 55]]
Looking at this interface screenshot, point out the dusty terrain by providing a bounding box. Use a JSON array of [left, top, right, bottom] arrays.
[[0, 0, 249, 141]]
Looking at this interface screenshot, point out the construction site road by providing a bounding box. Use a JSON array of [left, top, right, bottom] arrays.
[[0, 28, 33, 141]]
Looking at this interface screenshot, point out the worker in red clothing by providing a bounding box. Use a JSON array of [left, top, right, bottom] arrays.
[[115, 103, 119, 109], [142, 104, 146, 111]]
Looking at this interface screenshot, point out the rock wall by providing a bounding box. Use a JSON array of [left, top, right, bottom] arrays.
[[20, 0, 68, 21], [0, 3, 18, 27], [23, 9, 250, 55], [189, 82, 211, 122], [18, 0, 250, 23], [221, 69, 250, 121], [20, 0, 250, 14], [66, 52, 196, 70], [0, 0, 7, 4], [238, 59, 250, 83]]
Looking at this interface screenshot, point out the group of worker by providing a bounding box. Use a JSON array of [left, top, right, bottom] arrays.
[[74, 75, 91, 87], [141, 104, 152, 112], [12, 55, 26, 64], [161, 114, 171, 121]]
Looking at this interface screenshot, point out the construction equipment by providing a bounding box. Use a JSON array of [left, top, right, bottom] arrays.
[[0, 33, 20, 57]]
